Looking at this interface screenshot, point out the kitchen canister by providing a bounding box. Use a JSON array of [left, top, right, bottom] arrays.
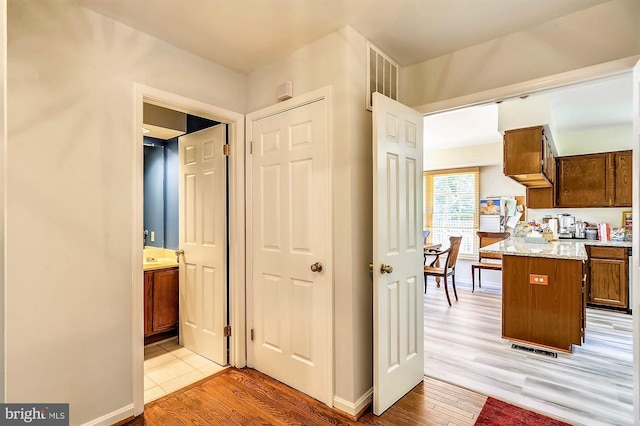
[[586, 227, 598, 240]]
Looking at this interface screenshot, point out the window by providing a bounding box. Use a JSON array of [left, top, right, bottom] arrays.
[[424, 168, 479, 259]]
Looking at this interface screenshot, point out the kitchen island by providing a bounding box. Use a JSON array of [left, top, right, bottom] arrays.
[[481, 237, 588, 353]]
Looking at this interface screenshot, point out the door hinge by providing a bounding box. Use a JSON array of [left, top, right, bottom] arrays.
[[249, 141, 253, 154], [224, 325, 232, 337], [250, 328, 254, 341], [223, 144, 231, 156]]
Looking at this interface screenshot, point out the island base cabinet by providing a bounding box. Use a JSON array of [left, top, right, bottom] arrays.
[[502, 255, 584, 353]]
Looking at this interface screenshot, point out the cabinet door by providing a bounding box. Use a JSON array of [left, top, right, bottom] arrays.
[[526, 187, 554, 208], [503, 126, 544, 176], [144, 271, 154, 337], [589, 257, 628, 308], [556, 153, 614, 207], [614, 151, 632, 207], [152, 268, 179, 333]]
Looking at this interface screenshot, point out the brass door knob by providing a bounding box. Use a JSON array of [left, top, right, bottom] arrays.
[[380, 264, 393, 274], [175, 249, 184, 262], [368, 263, 374, 272], [310, 262, 323, 272]]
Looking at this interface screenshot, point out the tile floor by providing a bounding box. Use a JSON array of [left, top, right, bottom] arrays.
[[144, 337, 227, 404]]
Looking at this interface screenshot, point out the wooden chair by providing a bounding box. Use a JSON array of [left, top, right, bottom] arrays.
[[423, 236, 462, 306], [471, 231, 510, 292]]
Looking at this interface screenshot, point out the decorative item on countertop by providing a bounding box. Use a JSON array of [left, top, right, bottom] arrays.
[[585, 227, 598, 240], [525, 228, 550, 244], [598, 222, 610, 242], [611, 227, 626, 242]]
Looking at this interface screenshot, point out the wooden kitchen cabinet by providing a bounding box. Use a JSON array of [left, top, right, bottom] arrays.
[[586, 246, 629, 311], [526, 186, 554, 209], [144, 267, 179, 343], [614, 150, 632, 207], [556, 153, 614, 207], [503, 126, 556, 188]]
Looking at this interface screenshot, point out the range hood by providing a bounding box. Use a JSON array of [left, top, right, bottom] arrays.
[[143, 103, 186, 140]]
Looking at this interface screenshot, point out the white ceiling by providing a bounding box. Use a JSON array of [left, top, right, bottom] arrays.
[[80, 0, 610, 74], [79, 0, 631, 149]]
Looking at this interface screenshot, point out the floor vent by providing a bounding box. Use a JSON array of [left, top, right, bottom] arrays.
[[511, 344, 558, 358], [366, 42, 398, 111]]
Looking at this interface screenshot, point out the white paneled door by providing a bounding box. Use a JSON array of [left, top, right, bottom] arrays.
[[372, 92, 424, 415], [178, 124, 228, 366], [248, 95, 331, 405]]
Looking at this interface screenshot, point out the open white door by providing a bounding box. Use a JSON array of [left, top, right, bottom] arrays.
[[178, 124, 228, 365], [372, 92, 424, 415], [247, 92, 332, 406], [632, 59, 640, 426]]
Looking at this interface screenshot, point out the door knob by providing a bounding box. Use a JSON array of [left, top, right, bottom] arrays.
[[368, 263, 374, 272], [310, 262, 323, 272], [380, 264, 393, 274], [175, 249, 184, 262]]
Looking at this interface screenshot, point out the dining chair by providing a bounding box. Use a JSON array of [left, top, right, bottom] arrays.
[[471, 231, 510, 292], [423, 235, 463, 306]]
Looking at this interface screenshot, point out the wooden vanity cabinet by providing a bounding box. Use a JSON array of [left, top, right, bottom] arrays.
[[586, 246, 629, 311], [144, 267, 179, 342], [503, 126, 555, 188]]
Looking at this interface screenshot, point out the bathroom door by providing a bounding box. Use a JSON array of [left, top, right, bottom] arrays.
[[372, 92, 424, 415], [178, 124, 228, 365]]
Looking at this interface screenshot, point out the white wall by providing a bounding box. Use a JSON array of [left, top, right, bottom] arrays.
[[401, 0, 640, 108], [247, 26, 374, 410], [7, 1, 245, 423], [0, 0, 5, 404], [425, 141, 502, 169]]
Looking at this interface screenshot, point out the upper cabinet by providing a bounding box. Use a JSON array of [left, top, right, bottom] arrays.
[[556, 153, 614, 207], [555, 150, 631, 208], [503, 126, 556, 188], [614, 151, 632, 207]]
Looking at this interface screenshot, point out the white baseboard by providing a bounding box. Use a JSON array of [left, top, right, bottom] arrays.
[[333, 387, 373, 417], [80, 404, 134, 426]]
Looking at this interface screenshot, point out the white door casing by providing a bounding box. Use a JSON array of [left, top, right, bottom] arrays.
[[632, 59, 640, 426], [178, 124, 228, 365], [247, 90, 332, 406], [372, 92, 424, 415]]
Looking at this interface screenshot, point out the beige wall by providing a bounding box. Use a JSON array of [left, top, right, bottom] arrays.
[[247, 25, 374, 409], [401, 0, 640, 108], [7, 0, 245, 423], [6, 0, 640, 423]]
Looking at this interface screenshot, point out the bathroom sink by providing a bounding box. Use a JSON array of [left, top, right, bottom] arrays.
[[143, 257, 178, 270]]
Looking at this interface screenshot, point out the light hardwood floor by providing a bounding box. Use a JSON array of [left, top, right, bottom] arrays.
[[423, 278, 633, 426]]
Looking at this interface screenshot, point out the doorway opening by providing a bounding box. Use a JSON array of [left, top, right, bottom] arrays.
[[142, 108, 228, 403], [132, 85, 246, 416], [421, 73, 634, 425]]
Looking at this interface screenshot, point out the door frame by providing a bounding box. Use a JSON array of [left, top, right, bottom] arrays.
[[245, 86, 334, 406], [131, 84, 246, 415]]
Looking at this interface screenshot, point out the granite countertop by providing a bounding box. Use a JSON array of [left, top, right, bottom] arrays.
[[480, 237, 588, 261], [559, 238, 632, 248]]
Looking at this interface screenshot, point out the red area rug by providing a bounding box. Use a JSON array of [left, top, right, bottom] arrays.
[[475, 397, 571, 425]]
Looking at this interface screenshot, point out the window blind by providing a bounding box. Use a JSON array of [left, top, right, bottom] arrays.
[[424, 167, 479, 260]]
